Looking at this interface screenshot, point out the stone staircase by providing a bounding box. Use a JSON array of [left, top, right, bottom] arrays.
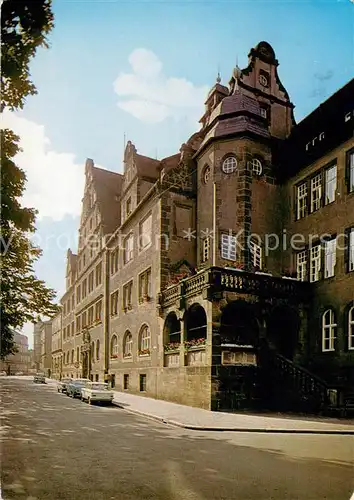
[[259, 343, 340, 415]]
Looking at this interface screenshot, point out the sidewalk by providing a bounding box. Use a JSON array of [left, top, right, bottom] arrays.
[[112, 391, 354, 434]]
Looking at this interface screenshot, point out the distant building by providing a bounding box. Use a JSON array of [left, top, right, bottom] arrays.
[[33, 320, 53, 377], [58, 41, 354, 414], [51, 310, 63, 380], [0, 332, 30, 374], [33, 321, 43, 371]]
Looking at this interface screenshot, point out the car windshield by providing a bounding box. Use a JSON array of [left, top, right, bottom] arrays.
[[90, 384, 108, 390], [62, 379, 71, 383], [73, 381, 86, 387]]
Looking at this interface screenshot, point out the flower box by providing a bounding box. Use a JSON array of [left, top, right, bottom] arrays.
[[110, 354, 118, 359], [164, 342, 181, 352], [138, 349, 150, 356], [184, 338, 206, 350]]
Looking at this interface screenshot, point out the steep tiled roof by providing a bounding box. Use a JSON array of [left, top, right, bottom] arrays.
[[135, 153, 161, 180], [198, 92, 270, 151], [219, 92, 262, 116], [92, 166, 124, 235], [160, 153, 180, 174]]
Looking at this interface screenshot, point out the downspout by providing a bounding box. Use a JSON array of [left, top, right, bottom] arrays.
[[212, 182, 217, 266]]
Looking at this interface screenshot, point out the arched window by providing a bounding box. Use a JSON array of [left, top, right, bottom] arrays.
[[66, 351, 70, 364], [349, 306, 354, 350], [322, 309, 336, 352], [71, 349, 74, 364], [248, 158, 263, 176], [110, 334, 118, 357], [138, 325, 151, 356], [123, 331, 133, 358], [96, 339, 100, 360], [76, 347, 80, 362]]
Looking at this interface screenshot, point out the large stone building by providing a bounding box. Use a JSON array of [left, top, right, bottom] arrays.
[[38, 320, 52, 377], [58, 41, 354, 414], [51, 310, 63, 379], [0, 332, 30, 375]]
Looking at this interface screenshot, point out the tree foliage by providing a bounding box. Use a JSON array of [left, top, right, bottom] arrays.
[[1, 0, 57, 359], [1, 0, 54, 111]]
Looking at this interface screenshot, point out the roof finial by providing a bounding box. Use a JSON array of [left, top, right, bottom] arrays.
[[216, 64, 221, 84]]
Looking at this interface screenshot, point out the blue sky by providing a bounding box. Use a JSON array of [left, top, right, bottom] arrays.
[[3, 0, 353, 346]]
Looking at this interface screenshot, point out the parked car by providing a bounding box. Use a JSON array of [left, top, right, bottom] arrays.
[[33, 373, 46, 384], [57, 378, 72, 394], [81, 382, 114, 405], [0, 371, 7, 376], [15, 371, 24, 375], [66, 379, 90, 398]]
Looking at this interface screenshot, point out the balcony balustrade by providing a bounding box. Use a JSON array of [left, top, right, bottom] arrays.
[[160, 266, 310, 308]]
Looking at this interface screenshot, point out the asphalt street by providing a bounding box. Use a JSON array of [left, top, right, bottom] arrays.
[[1, 378, 353, 500]]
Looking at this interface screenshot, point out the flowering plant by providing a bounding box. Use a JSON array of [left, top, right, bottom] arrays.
[[184, 338, 206, 349], [138, 348, 150, 356], [164, 342, 181, 352], [110, 354, 118, 359]]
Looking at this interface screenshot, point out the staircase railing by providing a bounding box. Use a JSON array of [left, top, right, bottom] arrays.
[[259, 343, 336, 413], [272, 352, 330, 409]]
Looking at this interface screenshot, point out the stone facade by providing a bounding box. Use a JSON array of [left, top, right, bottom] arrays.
[[0, 332, 30, 375], [51, 310, 62, 380], [55, 41, 354, 413], [39, 321, 52, 377]]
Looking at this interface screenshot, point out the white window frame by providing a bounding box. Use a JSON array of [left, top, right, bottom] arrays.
[[222, 156, 237, 174], [110, 248, 119, 275], [139, 214, 152, 250], [221, 233, 237, 261], [322, 310, 336, 352], [348, 306, 354, 350], [324, 237, 336, 278], [202, 237, 210, 262], [123, 332, 133, 358], [249, 239, 262, 269], [296, 250, 307, 281], [110, 290, 119, 316], [349, 151, 354, 193], [310, 173, 322, 213], [203, 165, 211, 184], [139, 325, 151, 354], [310, 245, 321, 282], [110, 335, 118, 356], [325, 164, 337, 205], [297, 182, 307, 219], [124, 233, 134, 264], [249, 158, 262, 176], [138, 269, 151, 302], [349, 228, 354, 272]]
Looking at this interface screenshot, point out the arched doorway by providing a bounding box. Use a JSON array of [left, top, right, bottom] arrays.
[[184, 304, 207, 341], [163, 312, 181, 346], [267, 305, 300, 359], [219, 300, 259, 346]]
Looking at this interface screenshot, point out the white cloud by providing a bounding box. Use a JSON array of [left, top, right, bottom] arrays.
[[1, 110, 85, 221], [113, 48, 209, 124]]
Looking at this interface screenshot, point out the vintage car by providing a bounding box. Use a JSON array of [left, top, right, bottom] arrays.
[[66, 379, 90, 398], [81, 382, 114, 405], [33, 373, 46, 384], [57, 378, 72, 394]]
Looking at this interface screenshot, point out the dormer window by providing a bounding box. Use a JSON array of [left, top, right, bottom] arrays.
[[222, 156, 237, 174]]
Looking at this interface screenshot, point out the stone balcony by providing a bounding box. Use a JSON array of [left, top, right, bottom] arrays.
[[159, 266, 311, 309]]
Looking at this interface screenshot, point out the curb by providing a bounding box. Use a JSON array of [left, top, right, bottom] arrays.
[[112, 402, 354, 435]]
